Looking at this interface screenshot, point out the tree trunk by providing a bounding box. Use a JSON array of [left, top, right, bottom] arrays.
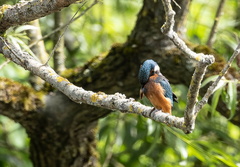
[[29, 113, 99, 167], [27, 90, 110, 167]]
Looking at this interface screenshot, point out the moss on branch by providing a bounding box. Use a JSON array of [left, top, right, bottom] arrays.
[[0, 77, 43, 111]]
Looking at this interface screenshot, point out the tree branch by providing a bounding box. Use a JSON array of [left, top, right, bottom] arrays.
[[160, 0, 239, 133], [0, 59, 10, 70], [160, 0, 221, 133], [0, 0, 78, 33], [161, 0, 215, 65], [28, 0, 98, 50], [0, 38, 186, 131], [27, 19, 48, 90], [207, 0, 226, 47], [53, 12, 66, 73], [184, 62, 208, 132]]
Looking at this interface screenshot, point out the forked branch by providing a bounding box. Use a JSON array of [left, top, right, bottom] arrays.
[[161, 0, 238, 133]]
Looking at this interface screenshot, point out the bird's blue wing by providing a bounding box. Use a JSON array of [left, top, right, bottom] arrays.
[[155, 76, 174, 104]]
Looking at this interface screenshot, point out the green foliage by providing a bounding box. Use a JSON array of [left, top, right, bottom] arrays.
[[98, 111, 240, 167], [97, 83, 239, 167], [201, 76, 239, 119], [226, 80, 238, 119], [5, 25, 36, 56], [0, 25, 37, 82], [187, 0, 239, 57], [0, 116, 32, 167], [39, 0, 142, 67], [0, 0, 141, 79]]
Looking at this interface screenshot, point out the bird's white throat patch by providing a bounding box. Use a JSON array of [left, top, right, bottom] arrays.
[[154, 65, 160, 73]]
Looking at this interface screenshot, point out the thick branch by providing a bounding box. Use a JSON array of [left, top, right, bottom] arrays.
[[0, 78, 42, 130], [0, 0, 78, 33], [0, 38, 186, 131], [184, 62, 208, 132]]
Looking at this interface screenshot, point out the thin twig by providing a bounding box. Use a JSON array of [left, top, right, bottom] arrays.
[[0, 59, 11, 70], [43, 2, 88, 65], [172, 0, 181, 9], [0, 37, 24, 64], [207, 0, 226, 47], [28, 0, 98, 50], [237, 53, 240, 68]]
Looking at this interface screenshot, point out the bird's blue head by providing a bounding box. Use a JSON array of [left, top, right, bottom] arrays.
[[138, 59, 160, 86]]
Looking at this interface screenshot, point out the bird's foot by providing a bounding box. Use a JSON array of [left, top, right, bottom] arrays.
[[149, 107, 157, 117]]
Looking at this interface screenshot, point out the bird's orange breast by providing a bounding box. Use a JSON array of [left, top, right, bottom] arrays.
[[143, 75, 172, 114]]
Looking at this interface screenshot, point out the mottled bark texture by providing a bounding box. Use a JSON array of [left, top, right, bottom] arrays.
[[0, 0, 77, 33], [0, 0, 240, 166]]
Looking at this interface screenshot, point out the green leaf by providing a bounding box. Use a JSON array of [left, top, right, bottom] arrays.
[[198, 141, 238, 167], [201, 75, 227, 94], [16, 38, 35, 56], [212, 77, 227, 93], [215, 155, 238, 167], [201, 75, 218, 88], [165, 127, 214, 163], [211, 88, 223, 116], [7, 36, 21, 50], [227, 80, 238, 120], [145, 124, 161, 156], [15, 25, 37, 33]]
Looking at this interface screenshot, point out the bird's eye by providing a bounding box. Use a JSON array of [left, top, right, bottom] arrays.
[[150, 70, 154, 76]]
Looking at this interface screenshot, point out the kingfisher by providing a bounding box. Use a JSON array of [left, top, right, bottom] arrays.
[[138, 59, 177, 115]]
